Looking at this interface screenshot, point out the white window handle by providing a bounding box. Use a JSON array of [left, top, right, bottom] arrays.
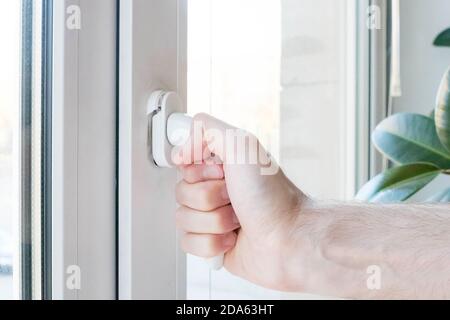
[[148, 91, 224, 270]]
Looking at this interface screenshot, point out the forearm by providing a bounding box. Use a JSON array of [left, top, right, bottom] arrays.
[[285, 199, 450, 299]]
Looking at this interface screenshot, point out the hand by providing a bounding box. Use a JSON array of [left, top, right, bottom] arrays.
[[174, 113, 305, 291], [174, 114, 450, 299]]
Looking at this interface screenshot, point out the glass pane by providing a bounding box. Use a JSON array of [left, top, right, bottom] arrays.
[[0, 0, 51, 300], [187, 0, 355, 299], [0, 0, 21, 300]]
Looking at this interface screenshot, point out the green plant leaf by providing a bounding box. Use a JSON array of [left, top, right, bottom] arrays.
[[373, 113, 450, 169], [434, 28, 450, 47], [356, 163, 441, 203], [435, 67, 450, 152], [427, 187, 450, 202]]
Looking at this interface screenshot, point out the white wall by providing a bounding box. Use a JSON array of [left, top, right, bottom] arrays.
[[393, 0, 450, 115], [280, 0, 351, 200]]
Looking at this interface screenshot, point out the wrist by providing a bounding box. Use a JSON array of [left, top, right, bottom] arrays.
[[278, 195, 322, 292], [279, 199, 377, 297]]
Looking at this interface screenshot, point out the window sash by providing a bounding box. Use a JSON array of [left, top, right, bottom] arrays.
[[52, 0, 117, 300]]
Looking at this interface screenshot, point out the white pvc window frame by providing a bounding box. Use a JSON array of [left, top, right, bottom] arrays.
[[355, 0, 392, 189], [51, 0, 187, 300], [52, 0, 117, 299]]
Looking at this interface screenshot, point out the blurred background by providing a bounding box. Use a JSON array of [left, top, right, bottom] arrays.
[[186, 0, 450, 299]]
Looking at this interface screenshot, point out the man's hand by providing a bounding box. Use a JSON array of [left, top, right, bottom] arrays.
[[175, 113, 304, 290], [174, 113, 450, 299]]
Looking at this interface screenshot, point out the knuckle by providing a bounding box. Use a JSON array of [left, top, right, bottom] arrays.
[[211, 211, 229, 233], [198, 183, 216, 210], [210, 217, 223, 234]]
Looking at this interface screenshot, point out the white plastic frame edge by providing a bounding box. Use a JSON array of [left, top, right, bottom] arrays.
[[52, 0, 117, 300]]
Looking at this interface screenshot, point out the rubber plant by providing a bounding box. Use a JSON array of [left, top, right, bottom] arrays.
[[356, 67, 450, 203], [434, 28, 450, 47]]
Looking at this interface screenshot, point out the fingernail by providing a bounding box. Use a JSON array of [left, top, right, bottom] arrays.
[[203, 166, 222, 179], [223, 234, 236, 247]]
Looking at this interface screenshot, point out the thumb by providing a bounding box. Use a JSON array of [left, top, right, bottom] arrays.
[[173, 113, 237, 166], [172, 113, 275, 173]]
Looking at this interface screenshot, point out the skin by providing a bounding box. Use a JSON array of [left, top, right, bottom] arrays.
[[175, 113, 450, 299]]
